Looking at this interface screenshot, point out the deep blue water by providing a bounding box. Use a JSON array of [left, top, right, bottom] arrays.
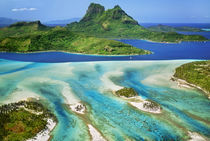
[[0, 39, 209, 63]]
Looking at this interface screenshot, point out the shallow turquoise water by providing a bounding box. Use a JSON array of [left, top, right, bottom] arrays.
[[0, 59, 209, 141], [202, 28, 210, 31]]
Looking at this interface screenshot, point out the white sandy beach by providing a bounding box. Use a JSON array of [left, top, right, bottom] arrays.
[[69, 103, 86, 114], [27, 119, 56, 141], [127, 96, 161, 114], [130, 101, 161, 114], [188, 131, 206, 141], [88, 124, 106, 141], [172, 76, 210, 99]]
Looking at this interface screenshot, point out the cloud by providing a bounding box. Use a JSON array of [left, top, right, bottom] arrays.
[[12, 8, 37, 12]]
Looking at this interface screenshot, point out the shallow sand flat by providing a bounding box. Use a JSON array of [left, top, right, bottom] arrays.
[[2, 88, 40, 105], [18, 77, 81, 105], [88, 124, 106, 141], [140, 60, 192, 88], [100, 70, 124, 92], [0, 60, 210, 140]]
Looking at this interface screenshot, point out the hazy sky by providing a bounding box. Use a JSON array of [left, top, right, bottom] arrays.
[[0, 0, 210, 23]]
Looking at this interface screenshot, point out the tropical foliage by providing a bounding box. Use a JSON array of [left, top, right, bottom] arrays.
[[174, 61, 210, 94], [115, 88, 138, 98], [0, 21, 150, 55], [147, 24, 203, 32], [0, 100, 56, 141]]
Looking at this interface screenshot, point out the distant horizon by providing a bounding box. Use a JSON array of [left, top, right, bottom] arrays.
[[0, 1, 210, 23]]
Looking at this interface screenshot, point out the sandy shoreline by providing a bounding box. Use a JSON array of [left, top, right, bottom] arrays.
[[27, 118, 56, 141], [0, 50, 142, 57], [171, 76, 210, 99], [188, 131, 206, 141], [125, 96, 162, 114], [69, 103, 86, 114]]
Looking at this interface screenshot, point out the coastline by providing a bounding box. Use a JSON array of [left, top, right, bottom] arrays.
[[171, 76, 210, 99], [0, 49, 151, 57], [123, 96, 162, 114], [116, 38, 209, 44], [188, 131, 206, 141], [27, 118, 57, 141]]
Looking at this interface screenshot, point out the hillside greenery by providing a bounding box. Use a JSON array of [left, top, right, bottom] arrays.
[[67, 3, 207, 43], [147, 24, 204, 32], [0, 100, 56, 141], [0, 21, 151, 55], [174, 61, 210, 94], [115, 88, 138, 98]]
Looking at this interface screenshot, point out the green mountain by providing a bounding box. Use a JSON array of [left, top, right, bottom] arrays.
[[0, 21, 150, 55], [147, 24, 203, 32], [67, 3, 207, 43]]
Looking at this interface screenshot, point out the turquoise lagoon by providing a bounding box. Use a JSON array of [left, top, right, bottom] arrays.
[[202, 28, 210, 31], [0, 59, 210, 141]]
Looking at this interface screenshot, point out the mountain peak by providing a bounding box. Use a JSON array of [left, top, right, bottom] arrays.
[[113, 5, 122, 10], [79, 3, 138, 25], [81, 3, 105, 22], [109, 5, 138, 25]]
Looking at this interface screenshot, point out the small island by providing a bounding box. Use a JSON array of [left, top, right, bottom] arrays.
[[172, 61, 210, 98], [147, 24, 204, 32], [69, 103, 86, 114], [0, 100, 57, 141], [114, 87, 162, 113], [115, 87, 138, 98], [143, 99, 161, 112]]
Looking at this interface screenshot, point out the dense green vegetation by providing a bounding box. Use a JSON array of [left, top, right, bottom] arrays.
[[115, 88, 138, 98], [0, 21, 150, 55], [67, 3, 207, 43], [174, 61, 210, 94], [147, 24, 204, 32], [0, 100, 56, 141], [0, 3, 207, 55], [143, 100, 160, 110]]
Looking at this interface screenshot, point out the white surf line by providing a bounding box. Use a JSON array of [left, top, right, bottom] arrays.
[[27, 119, 56, 141], [188, 131, 206, 141], [88, 124, 106, 141]]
